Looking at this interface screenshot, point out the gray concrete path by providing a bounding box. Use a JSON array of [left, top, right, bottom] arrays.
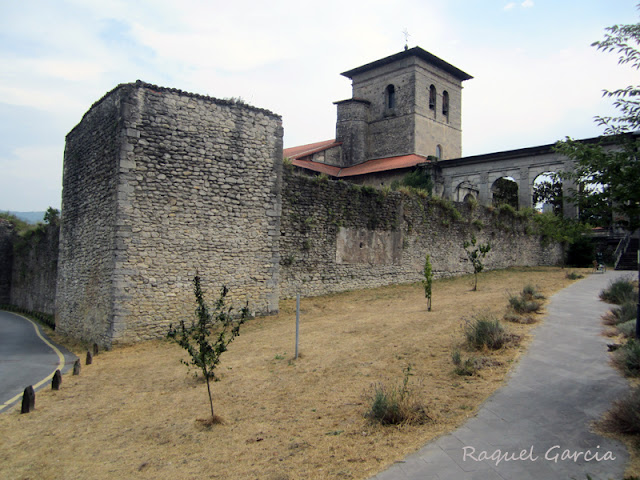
[[0, 310, 77, 413], [370, 270, 633, 480]]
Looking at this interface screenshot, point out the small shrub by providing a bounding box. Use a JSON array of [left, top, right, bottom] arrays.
[[452, 349, 476, 376], [566, 271, 584, 280], [613, 339, 640, 377], [612, 301, 637, 325], [364, 365, 430, 426], [503, 312, 536, 324], [508, 295, 542, 314], [617, 320, 637, 338], [522, 284, 545, 300], [600, 277, 636, 305], [599, 387, 640, 435], [464, 313, 507, 350]]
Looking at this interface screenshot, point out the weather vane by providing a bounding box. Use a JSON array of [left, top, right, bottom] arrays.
[[403, 29, 411, 50]]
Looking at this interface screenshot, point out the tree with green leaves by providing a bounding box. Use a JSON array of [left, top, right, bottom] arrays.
[[463, 235, 491, 291], [591, 10, 640, 135], [555, 8, 640, 231], [168, 275, 250, 423], [422, 254, 433, 311], [533, 176, 563, 215]]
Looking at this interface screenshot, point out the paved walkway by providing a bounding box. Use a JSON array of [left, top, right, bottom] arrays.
[[370, 270, 633, 480]]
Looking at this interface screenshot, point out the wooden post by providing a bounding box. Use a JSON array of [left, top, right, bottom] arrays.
[[86, 351, 93, 365], [73, 359, 81, 375], [295, 293, 300, 359]]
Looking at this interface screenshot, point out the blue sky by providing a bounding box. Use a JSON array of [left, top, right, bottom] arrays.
[[1, 0, 638, 211]]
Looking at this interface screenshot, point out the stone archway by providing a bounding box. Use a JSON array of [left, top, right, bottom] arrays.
[[533, 172, 563, 214], [491, 177, 518, 209], [455, 180, 478, 203]]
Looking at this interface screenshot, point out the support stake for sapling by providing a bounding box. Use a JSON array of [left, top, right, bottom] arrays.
[[295, 293, 300, 359]]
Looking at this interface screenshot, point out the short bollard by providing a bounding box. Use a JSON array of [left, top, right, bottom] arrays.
[[93, 343, 99, 356], [51, 370, 62, 390], [86, 351, 93, 365], [21, 386, 35, 414], [73, 359, 81, 375]]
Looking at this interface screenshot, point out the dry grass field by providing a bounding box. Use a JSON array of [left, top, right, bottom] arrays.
[[0, 267, 585, 480]]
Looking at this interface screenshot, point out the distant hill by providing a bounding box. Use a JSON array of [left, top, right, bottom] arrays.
[[3, 211, 46, 224]]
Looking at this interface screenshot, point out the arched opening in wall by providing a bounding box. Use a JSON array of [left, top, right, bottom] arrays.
[[533, 172, 563, 215], [429, 85, 436, 111], [491, 177, 519, 209], [455, 181, 478, 203], [442, 91, 449, 118], [386, 84, 396, 110], [435, 144, 443, 160]]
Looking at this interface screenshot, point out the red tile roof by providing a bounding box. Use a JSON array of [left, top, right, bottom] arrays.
[[284, 139, 339, 159], [292, 153, 429, 178]]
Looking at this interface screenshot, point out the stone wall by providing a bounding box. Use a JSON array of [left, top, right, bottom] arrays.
[[56, 82, 283, 347], [0, 219, 14, 304], [9, 224, 59, 314], [279, 169, 562, 298]]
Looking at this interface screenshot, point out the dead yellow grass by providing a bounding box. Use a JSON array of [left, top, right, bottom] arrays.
[[0, 267, 581, 480]]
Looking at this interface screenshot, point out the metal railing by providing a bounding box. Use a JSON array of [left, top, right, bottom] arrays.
[[614, 232, 631, 270]]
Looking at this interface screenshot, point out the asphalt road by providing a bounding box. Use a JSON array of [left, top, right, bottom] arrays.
[[0, 310, 77, 413]]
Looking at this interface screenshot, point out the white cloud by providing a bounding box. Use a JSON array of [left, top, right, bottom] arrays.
[[504, 3, 517, 11], [521, 0, 534, 8]]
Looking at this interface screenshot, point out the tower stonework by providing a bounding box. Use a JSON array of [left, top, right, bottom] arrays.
[[336, 47, 472, 164], [56, 82, 283, 347]]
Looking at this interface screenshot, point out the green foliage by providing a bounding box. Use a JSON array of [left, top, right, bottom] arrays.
[[364, 365, 430, 426], [532, 212, 591, 266], [463, 235, 491, 291], [431, 197, 463, 222], [491, 177, 518, 209], [555, 137, 640, 231], [591, 10, 640, 134], [617, 319, 637, 338], [422, 254, 433, 311], [451, 349, 476, 376], [464, 313, 507, 350], [0, 212, 31, 234], [533, 176, 564, 215], [566, 236, 596, 267], [599, 387, 640, 436], [399, 166, 433, 194], [43, 207, 60, 226], [565, 271, 584, 280], [508, 295, 542, 315], [613, 339, 640, 377], [167, 275, 250, 421], [600, 277, 637, 304]]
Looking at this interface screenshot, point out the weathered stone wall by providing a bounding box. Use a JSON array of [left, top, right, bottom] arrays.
[[56, 85, 123, 345], [9, 224, 59, 314], [57, 82, 283, 347], [0, 219, 14, 304], [279, 169, 562, 298]]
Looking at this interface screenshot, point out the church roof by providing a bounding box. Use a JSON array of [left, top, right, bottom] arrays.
[[284, 139, 339, 159], [291, 153, 429, 178], [341, 47, 473, 82]]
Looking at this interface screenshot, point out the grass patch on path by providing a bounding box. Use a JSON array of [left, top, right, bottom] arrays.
[[0, 267, 581, 480]]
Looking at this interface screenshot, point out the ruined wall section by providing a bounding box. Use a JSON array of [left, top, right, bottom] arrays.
[[0, 219, 14, 304], [10, 224, 59, 314], [109, 84, 283, 344], [280, 169, 561, 298], [56, 86, 125, 345]]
